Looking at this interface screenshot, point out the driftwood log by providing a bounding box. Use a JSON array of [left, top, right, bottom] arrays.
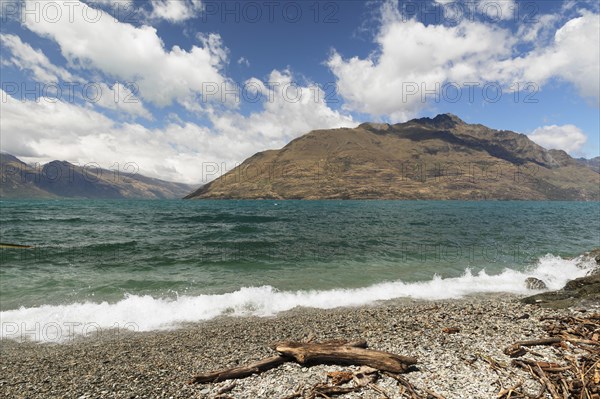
[[191, 339, 416, 384], [273, 341, 417, 373]]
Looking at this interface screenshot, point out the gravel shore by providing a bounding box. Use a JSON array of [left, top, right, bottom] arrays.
[[1, 294, 596, 399]]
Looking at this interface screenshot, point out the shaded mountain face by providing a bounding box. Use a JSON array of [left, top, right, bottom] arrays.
[[0, 155, 198, 199], [578, 157, 600, 174], [186, 114, 599, 201]]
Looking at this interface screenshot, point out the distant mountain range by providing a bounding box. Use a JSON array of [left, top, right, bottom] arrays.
[[577, 156, 600, 174], [0, 154, 197, 199], [186, 114, 600, 201]]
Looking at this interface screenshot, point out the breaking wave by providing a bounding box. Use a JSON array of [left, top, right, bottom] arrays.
[[1, 254, 595, 342]]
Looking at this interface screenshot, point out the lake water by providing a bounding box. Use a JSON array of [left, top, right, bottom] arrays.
[[1, 199, 598, 341]]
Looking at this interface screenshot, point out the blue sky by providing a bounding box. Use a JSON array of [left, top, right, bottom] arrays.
[[1, 0, 599, 183]]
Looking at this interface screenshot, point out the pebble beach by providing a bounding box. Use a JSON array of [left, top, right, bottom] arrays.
[[2, 294, 596, 399]]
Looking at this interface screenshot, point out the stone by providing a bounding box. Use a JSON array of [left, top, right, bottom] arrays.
[[525, 277, 547, 290], [522, 271, 600, 308]]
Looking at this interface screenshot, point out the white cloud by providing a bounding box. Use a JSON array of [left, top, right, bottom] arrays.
[[197, 32, 229, 65], [478, 0, 516, 21], [516, 13, 561, 43], [0, 69, 354, 183], [495, 12, 600, 105], [0, 88, 115, 158], [208, 69, 355, 145], [21, 0, 228, 108], [433, 0, 516, 21], [237, 57, 250, 67], [148, 0, 202, 23], [0, 33, 151, 120], [0, 33, 75, 82], [528, 125, 588, 154], [327, 15, 514, 121], [1, 88, 216, 183], [541, 13, 599, 103], [83, 0, 133, 5], [328, 2, 600, 121], [94, 82, 152, 119]]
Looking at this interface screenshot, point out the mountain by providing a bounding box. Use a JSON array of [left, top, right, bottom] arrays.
[[185, 114, 599, 200], [0, 154, 53, 198], [0, 154, 198, 199], [577, 156, 600, 174]]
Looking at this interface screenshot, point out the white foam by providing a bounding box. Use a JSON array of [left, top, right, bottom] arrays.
[[1, 254, 595, 342]]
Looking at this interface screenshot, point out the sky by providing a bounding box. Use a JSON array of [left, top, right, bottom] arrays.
[[0, 0, 599, 184]]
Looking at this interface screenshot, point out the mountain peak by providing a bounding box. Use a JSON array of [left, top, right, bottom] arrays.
[[0, 153, 25, 165], [434, 113, 465, 124], [408, 113, 466, 129], [45, 160, 74, 167], [358, 122, 391, 131]]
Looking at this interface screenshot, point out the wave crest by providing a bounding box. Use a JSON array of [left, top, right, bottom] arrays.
[[1, 254, 594, 342]]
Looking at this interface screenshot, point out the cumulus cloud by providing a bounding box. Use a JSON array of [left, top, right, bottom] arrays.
[[148, 0, 203, 23], [528, 125, 588, 154], [543, 13, 599, 102], [328, 2, 600, 121], [94, 83, 152, 120], [1, 88, 223, 183], [197, 32, 229, 65], [0, 69, 354, 183], [208, 69, 355, 145], [327, 16, 514, 121], [0, 34, 151, 119], [477, 0, 516, 21], [516, 13, 561, 43], [433, 0, 516, 21], [0, 33, 75, 82], [21, 0, 228, 108], [496, 12, 600, 105], [0, 88, 115, 159]]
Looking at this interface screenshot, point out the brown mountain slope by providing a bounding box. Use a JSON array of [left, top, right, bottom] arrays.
[[0, 154, 198, 199], [185, 114, 599, 200], [0, 154, 57, 198], [578, 156, 600, 173]]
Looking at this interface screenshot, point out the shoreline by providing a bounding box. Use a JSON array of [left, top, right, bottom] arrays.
[[1, 294, 596, 398]]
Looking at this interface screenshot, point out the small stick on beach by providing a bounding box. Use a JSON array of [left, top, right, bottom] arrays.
[[190, 355, 287, 383], [504, 337, 563, 358]]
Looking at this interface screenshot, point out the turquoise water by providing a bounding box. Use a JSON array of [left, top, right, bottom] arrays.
[[0, 200, 598, 340], [1, 199, 598, 308]]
